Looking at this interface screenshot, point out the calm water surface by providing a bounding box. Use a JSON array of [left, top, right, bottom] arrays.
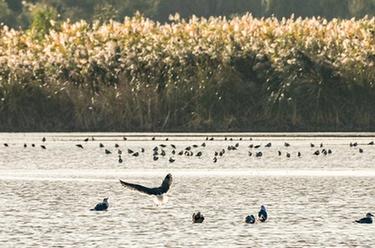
[[0, 133, 374, 247]]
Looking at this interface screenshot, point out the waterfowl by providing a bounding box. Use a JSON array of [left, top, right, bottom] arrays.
[[91, 198, 109, 211], [258, 205, 268, 222], [355, 213, 373, 224], [256, 152, 263, 157], [99, 143, 104, 148], [114, 144, 119, 148], [76, 144, 83, 149], [284, 142, 290, 147], [41, 145, 46, 149], [118, 156, 123, 163], [192, 212, 204, 223], [105, 149, 111, 154], [169, 157, 175, 163], [84, 138, 89, 142], [245, 214, 256, 224], [42, 137, 46, 142], [265, 142, 272, 148], [120, 173, 173, 196]]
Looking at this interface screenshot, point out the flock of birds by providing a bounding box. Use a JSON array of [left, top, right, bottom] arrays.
[[2, 135, 374, 224], [3, 136, 374, 167]]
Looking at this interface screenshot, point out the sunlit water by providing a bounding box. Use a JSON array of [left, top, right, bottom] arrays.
[[1, 133, 375, 247]]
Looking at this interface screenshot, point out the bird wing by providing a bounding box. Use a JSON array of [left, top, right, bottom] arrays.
[[119, 180, 159, 195]]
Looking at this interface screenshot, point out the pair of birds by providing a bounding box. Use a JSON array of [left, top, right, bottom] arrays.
[[245, 205, 268, 224], [91, 173, 173, 211]]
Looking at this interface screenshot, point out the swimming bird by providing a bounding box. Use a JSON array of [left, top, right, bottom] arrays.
[[286, 153, 291, 158], [278, 151, 282, 156], [90, 198, 109, 211], [105, 149, 111, 154], [31, 144, 35, 147], [42, 137, 46, 142], [84, 138, 89, 142], [359, 148, 364, 153], [298, 152, 301, 157], [245, 214, 256, 224], [258, 205, 268, 222], [355, 213, 373, 224], [118, 156, 123, 163], [192, 212, 205, 223], [313, 150, 320, 156], [115, 144, 119, 148], [265, 142, 272, 148], [4, 143, 8, 147], [24, 144, 27, 148], [256, 152, 263, 158], [120, 173, 173, 197], [213, 157, 217, 163], [99, 143, 104, 148], [128, 149, 134, 154], [76, 144, 84, 149], [368, 141, 374, 145], [169, 157, 175, 163], [41, 145, 46, 149], [284, 142, 290, 147]]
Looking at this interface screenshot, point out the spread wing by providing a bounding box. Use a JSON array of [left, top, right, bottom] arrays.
[[119, 180, 160, 195]]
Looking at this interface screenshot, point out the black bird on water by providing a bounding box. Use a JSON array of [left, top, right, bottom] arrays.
[[169, 157, 175, 163], [118, 156, 123, 163], [99, 143, 104, 148], [76, 144, 84, 149], [192, 212, 205, 223], [258, 205, 268, 222], [90, 198, 109, 211], [355, 213, 373, 224], [41, 145, 46, 149], [245, 215, 256, 224], [265, 142, 272, 148], [115, 144, 119, 148], [284, 142, 290, 147], [4, 143, 8, 147], [84, 138, 89, 142], [120, 174, 173, 197], [105, 149, 111, 154], [359, 148, 364, 153], [42, 137, 46, 142], [368, 141, 374, 145], [256, 152, 263, 158], [24, 144, 27, 148]]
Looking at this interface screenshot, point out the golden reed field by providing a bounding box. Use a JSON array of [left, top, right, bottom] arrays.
[[1, 14, 375, 131]]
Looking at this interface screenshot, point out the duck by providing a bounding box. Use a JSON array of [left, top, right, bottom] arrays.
[[355, 213, 373, 224], [91, 198, 109, 211], [258, 205, 268, 222], [245, 214, 256, 224], [192, 212, 205, 223]]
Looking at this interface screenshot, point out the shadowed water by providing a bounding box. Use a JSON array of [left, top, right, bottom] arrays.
[[0, 133, 374, 247]]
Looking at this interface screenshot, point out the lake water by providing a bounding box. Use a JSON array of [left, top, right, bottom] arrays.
[[0, 133, 374, 247]]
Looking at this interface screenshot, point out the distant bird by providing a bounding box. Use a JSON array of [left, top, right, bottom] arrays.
[[76, 144, 84, 149], [328, 149, 332, 154], [115, 144, 119, 148], [201, 142, 206, 147], [258, 205, 268, 222], [254, 145, 261, 149], [286, 153, 291, 158], [171, 144, 176, 149], [313, 150, 320, 156], [178, 151, 183, 156], [284, 142, 290, 147], [4, 143, 8, 147], [192, 144, 198, 148], [152, 137, 155, 141], [31, 144, 35, 147], [256, 152, 263, 158], [368, 141, 374, 145], [213, 157, 217, 163], [105, 149, 111, 154], [249, 144, 254, 148], [359, 148, 364, 153], [160, 144, 167, 148], [84, 138, 89, 142], [355, 213, 373, 224], [310, 143, 315, 148], [123, 137, 127, 141], [118, 150, 122, 155], [235, 143, 239, 148], [118, 156, 123, 163], [41, 145, 46, 149], [140, 148, 145, 153], [153, 156, 159, 161], [245, 214, 256, 224], [169, 157, 175, 163], [297, 152, 301, 157], [320, 143, 323, 148], [24, 144, 27, 148], [99, 143, 104, 148], [165, 138, 169, 141], [196, 151, 202, 157], [132, 152, 139, 157], [192, 212, 205, 223], [90, 198, 109, 211], [209, 137, 214, 141], [248, 151, 252, 157], [278, 151, 282, 156], [128, 149, 134, 154], [265, 142, 272, 148], [120, 174, 173, 197], [42, 137, 46, 142]]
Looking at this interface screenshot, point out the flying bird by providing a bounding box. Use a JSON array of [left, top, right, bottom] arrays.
[[119, 174, 173, 197]]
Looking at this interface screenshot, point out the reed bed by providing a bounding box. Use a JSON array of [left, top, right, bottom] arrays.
[[1, 14, 375, 131]]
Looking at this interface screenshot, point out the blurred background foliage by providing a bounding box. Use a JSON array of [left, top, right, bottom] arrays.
[[1, 0, 375, 29]]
